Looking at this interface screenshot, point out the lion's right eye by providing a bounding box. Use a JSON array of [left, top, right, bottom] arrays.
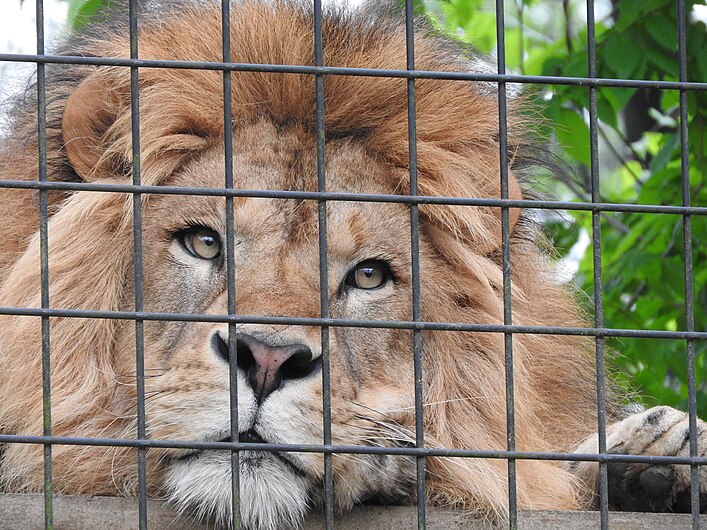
[[179, 227, 222, 260], [345, 260, 393, 290]]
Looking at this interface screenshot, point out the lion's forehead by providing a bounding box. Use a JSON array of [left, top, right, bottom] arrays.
[[153, 126, 412, 266], [170, 120, 396, 193]]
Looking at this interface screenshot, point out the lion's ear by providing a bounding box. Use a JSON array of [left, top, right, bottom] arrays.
[[62, 70, 130, 181]]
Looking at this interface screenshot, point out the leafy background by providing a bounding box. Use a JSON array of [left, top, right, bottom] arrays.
[[59, 0, 707, 416]]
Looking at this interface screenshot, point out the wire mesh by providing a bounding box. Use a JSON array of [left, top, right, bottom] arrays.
[[0, 1, 704, 529]]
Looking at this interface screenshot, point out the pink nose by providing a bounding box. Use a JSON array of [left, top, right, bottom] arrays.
[[234, 333, 316, 404]]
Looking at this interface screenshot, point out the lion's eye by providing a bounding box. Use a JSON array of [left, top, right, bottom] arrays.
[[180, 227, 222, 260], [345, 260, 391, 290]]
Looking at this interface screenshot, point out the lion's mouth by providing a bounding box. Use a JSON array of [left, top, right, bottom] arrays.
[[238, 430, 265, 444], [171, 430, 262, 463], [172, 430, 307, 477]]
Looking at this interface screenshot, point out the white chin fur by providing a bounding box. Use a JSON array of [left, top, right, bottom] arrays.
[[166, 450, 311, 530]]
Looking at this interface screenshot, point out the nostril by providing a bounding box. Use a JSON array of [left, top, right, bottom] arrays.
[[211, 333, 230, 364], [281, 348, 320, 381], [236, 338, 255, 372]]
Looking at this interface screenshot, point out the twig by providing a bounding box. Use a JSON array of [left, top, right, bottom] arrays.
[[562, 0, 573, 55]]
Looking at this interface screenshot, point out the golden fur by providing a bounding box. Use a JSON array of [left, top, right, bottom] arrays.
[[0, 1, 620, 526]]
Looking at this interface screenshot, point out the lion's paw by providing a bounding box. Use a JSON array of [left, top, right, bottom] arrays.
[[604, 406, 706, 513]]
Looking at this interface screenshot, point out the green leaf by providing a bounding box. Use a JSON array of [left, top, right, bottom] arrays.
[[555, 108, 591, 166], [649, 133, 680, 173], [644, 11, 678, 51], [603, 31, 643, 78], [596, 91, 620, 129], [688, 24, 707, 82], [614, 0, 672, 32], [525, 37, 566, 76], [67, 0, 108, 30], [456, 11, 497, 53], [642, 44, 678, 79], [563, 50, 590, 78]]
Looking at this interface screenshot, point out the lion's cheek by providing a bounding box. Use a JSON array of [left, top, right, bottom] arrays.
[[143, 367, 257, 442]]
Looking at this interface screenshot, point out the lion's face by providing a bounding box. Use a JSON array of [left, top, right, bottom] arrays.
[[130, 121, 422, 526]]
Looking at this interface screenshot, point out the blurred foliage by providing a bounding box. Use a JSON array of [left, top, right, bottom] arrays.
[[415, 0, 706, 416], [61, 0, 705, 414], [64, 0, 113, 29]]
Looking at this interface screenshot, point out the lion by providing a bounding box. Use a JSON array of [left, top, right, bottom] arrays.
[[0, 1, 704, 528]]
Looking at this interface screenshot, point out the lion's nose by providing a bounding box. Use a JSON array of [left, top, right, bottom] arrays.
[[212, 332, 319, 404]]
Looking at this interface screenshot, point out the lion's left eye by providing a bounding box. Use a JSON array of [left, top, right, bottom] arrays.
[[345, 260, 392, 290], [180, 227, 222, 260]]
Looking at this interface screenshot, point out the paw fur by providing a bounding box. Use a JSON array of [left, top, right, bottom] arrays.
[[605, 406, 706, 513]]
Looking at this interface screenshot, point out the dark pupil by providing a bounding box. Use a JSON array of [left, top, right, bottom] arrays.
[[362, 267, 374, 278], [201, 236, 214, 247]]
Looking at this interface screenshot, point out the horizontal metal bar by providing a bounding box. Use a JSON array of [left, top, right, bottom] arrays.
[[1, 53, 706, 91], [0, 433, 705, 465], [1, 306, 705, 340], [2, 180, 705, 216]]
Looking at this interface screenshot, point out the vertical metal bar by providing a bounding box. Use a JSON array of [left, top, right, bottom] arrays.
[[35, 1, 53, 528], [221, 1, 241, 528], [404, 2, 425, 529], [128, 0, 148, 527], [675, 1, 700, 527], [585, 2, 609, 528], [494, 2, 516, 528], [313, 2, 334, 528]]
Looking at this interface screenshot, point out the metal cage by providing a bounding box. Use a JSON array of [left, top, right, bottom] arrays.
[[0, 0, 705, 529]]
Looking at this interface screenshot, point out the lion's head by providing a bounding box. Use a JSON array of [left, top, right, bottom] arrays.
[[0, 2, 604, 528]]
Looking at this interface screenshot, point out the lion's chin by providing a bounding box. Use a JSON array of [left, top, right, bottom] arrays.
[[165, 450, 311, 530]]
